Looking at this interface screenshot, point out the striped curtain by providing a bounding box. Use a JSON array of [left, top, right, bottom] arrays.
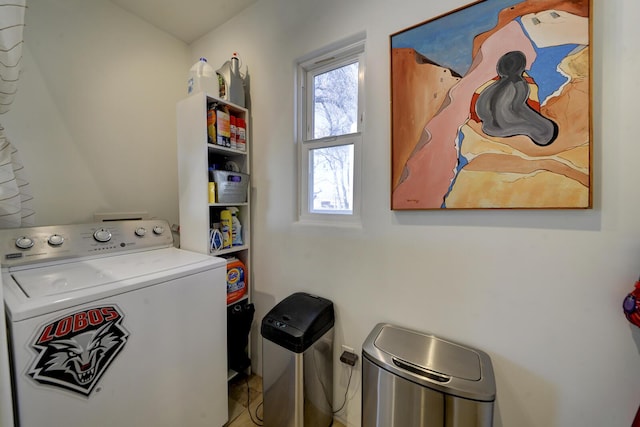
[[0, 0, 32, 227]]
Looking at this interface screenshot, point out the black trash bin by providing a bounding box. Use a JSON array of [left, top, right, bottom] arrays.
[[261, 292, 334, 427]]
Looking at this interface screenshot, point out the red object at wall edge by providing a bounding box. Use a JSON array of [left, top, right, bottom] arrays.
[[632, 405, 640, 427], [623, 280, 640, 328]]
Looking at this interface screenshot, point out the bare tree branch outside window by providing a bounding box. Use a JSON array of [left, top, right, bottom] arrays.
[[311, 62, 358, 212]]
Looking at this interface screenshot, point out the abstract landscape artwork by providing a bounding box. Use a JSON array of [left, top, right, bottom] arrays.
[[390, 0, 591, 210]]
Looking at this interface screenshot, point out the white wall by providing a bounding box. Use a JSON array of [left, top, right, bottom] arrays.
[[2, 0, 190, 225], [3, 0, 639, 425], [192, 0, 640, 426]]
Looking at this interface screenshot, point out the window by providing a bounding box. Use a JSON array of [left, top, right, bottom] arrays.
[[296, 34, 365, 224]]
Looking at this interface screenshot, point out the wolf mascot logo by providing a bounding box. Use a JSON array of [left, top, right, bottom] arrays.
[[28, 305, 129, 396]]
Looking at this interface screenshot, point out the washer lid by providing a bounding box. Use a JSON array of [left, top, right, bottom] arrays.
[[14, 262, 138, 298], [3, 247, 226, 321], [374, 324, 481, 381], [11, 248, 221, 298]]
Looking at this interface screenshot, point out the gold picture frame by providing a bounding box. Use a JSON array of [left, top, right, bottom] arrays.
[[390, 0, 592, 210]]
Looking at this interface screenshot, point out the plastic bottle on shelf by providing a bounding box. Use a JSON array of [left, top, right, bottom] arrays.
[[236, 118, 246, 151], [230, 115, 237, 150], [229, 53, 245, 107], [231, 52, 241, 76], [187, 57, 217, 96], [226, 257, 247, 304], [208, 182, 216, 204], [216, 52, 245, 107], [228, 207, 243, 246], [220, 209, 232, 249]]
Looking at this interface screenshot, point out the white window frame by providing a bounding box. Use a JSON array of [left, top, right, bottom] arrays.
[[296, 33, 365, 226]]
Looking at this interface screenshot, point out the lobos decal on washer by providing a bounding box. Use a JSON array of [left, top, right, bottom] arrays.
[[28, 305, 129, 396]]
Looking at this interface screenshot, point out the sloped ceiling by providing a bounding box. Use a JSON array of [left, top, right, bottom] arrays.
[[109, 0, 257, 44]]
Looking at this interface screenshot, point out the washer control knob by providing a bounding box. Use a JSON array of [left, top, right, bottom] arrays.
[[48, 234, 64, 246], [152, 225, 165, 235], [15, 236, 34, 249], [93, 228, 112, 243], [135, 227, 147, 237]]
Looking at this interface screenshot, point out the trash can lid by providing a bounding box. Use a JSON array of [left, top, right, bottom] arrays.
[[261, 292, 334, 353], [362, 323, 495, 402], [375, 324, 480, 380]]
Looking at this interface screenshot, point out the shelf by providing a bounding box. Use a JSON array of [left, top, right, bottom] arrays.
[[178, 92, 252, 385], [228, 295, 249, 307], [207, 143, 247, 156], [211, 245, 249, 256], [206, 95, 247, 113], [209, 202, 248, 207], [227, 366, 251, 381]]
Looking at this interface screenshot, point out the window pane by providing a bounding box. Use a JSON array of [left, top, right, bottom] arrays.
[[310, 144, 354, 214], [313, 62, 359, 139]]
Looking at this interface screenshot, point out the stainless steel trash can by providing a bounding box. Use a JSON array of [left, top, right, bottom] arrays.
[[362, 323, 496, 427], [261, 292, 334, 427]]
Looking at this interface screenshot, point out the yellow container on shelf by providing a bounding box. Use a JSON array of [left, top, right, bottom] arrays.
[[208, 182, 216, 204], [226, 257, 247, 304], [207, 107, 216, 144], [220, 209, 232, 249]]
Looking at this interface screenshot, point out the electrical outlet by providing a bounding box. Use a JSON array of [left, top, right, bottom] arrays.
[[342, 344, 354, 354], [340, 344, 358, 367], [340, 350, 358, 366]]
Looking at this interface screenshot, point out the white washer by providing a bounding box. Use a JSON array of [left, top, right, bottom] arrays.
[[1, 220, 228, 427]]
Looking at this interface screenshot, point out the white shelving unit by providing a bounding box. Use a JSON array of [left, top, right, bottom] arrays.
[[177, 92, 251, 381]]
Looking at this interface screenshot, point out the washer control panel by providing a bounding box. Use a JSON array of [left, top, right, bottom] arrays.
[[0, 219, 174, 268]]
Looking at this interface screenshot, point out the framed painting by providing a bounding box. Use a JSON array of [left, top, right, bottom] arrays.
[[390, 0, 592, 210]]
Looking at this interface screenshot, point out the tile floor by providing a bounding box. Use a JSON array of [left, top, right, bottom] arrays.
[[225, 374, 346, 427]]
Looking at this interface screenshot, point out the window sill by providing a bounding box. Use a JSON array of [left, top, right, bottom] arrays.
[[293, 217, 363, 230]]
